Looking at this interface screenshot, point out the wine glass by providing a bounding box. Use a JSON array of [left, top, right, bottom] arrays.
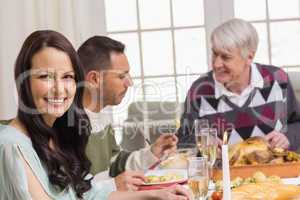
[[194, 119, 209, 133], [207, 128, 218, 167], [207, 128, 218, 190], [194, 119, 209, 154], [187, 157, 209, 200]]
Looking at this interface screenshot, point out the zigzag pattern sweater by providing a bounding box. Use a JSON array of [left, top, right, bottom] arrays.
[[177, 63, 300, 151]]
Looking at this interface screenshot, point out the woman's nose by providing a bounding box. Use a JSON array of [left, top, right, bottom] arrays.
[[52, 79, 65, 95]]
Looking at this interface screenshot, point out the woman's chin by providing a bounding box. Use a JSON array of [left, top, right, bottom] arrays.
[[42, 109, 68, 123]]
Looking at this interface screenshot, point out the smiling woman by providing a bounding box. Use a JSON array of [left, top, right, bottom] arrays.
[[0, 30, 97, 199], [29, 47, 76, 126]]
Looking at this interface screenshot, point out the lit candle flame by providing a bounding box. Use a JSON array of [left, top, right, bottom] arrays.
[[223, 131, 228, 145]]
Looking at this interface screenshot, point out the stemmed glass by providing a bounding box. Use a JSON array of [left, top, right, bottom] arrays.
[[194, 119, 209, 154], [206, 128, 218, 190], [194, 120, 218, 190], [206, 128, 218, 168], [187, 157, 209, 200]]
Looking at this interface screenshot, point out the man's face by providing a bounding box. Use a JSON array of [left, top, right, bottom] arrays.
[[101, 52, 132, 106], [211, 47, 253, 88]]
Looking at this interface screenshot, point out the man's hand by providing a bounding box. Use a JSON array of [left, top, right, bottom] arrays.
[[151, 134, 178, 158], [114, 170, 146, 191], [265, 130, 290, 149]]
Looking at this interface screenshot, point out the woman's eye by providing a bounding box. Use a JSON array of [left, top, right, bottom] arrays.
[[38, 74, 50, 79], [64, 75, 75, 79]]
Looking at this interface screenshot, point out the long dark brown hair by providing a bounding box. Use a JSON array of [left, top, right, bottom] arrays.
[[14, 30, 92, 198]]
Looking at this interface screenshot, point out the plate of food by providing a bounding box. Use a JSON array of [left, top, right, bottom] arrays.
[[212, 137, 300, 180], [211, 171, 300, 200], [228, 137, 300, 167], [143, 169, 188, 186]]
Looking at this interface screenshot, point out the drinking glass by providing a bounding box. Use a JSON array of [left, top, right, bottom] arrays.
[[187, 157, 209, 200], [194, 119, 209, 154], [194, 119, 209, 133], [207, 128, 218, 190], [207, 128, 218, 167]]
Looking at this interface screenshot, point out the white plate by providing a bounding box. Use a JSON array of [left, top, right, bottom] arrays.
[[144, 169, 188, 185]]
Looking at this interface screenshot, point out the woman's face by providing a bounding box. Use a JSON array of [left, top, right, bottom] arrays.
[[30, 47, 76, 126]]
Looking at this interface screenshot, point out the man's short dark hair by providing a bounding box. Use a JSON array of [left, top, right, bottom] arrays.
[[77, 36, 125, 74]]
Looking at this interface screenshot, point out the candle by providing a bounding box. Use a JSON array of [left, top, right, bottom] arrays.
[[222, 131, 231, 200]]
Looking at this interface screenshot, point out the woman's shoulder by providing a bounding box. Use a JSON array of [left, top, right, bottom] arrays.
[[0, 124, 36, 167], [0, 124, 32, 148]]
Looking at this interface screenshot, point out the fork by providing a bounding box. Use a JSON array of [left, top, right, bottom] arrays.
[[148, 153, 170, 170]]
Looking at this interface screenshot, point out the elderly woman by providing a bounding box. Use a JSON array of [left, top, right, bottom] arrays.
[[0, 30, 190, 200], [177, 18, 300, 150]]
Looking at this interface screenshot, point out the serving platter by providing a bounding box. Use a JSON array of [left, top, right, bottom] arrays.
[[212, 161, 300, 181]]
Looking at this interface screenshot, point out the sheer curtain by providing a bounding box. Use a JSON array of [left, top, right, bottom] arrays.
[[0, 0, 107, 119]]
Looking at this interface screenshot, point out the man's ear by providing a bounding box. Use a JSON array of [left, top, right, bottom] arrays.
[[85, 70, 101, 87], [247, 51, 255, 65]]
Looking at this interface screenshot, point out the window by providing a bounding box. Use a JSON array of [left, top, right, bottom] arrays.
[[234, 0, 300, 70], [104, 0, 300, 130], [104, 0, 207, 127]]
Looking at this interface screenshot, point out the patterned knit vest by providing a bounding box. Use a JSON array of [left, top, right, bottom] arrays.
[[188, 63, 288, 144]]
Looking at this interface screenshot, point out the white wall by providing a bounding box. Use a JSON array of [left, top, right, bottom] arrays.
[[0, 0, 107, 119]]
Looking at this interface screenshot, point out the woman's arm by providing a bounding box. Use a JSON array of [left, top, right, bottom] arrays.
[[20, 154, 52, 200], [0, 143, 52, 200], [108, 185, 191, 200]]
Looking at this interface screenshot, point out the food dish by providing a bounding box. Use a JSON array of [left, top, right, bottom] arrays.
[[211, 172, 300, 200], [211, 137, 300, 180], [231, 182, 300, 200], [214, 171, 282, 191], [143, 169, 187, 185], [159, 148, 197, 169], [229, 136, 300, 166], [212, 161, 300, 180]]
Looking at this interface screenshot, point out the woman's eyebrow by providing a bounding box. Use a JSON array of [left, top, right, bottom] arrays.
[[63, 70, 75, 74], [30, 69, 49, 75]]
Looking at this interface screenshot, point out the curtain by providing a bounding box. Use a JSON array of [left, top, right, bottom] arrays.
[[0, 0, 107, 119]]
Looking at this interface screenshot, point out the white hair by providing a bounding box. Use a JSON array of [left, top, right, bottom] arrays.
[[211, 18, 258, 58]]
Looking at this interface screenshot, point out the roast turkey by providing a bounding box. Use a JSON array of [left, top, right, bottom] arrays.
[[228, 136, 300, 166], [229, 137, 273, 166]]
